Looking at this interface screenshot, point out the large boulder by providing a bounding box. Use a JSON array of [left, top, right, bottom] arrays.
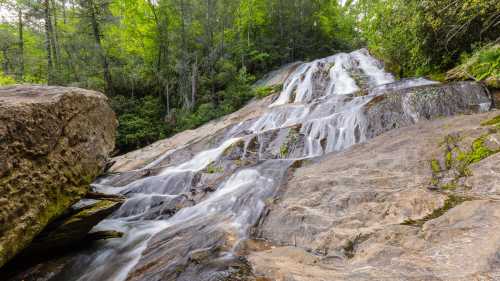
[[0, 85, 116, 267]]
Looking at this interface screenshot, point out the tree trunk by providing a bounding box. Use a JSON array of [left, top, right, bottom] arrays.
[[247, 0, 252, 47], [17, 8, 24, 80], [165, 81, 170, 116], [43, 0, 54, 84], [87, 0, 113, 94], [179, 0, 191, 109], [51, 0, 61, 67], [2, 49, 9, 75], [191, 56, 197, 109]]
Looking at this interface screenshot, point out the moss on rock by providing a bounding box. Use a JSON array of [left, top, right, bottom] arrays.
[[430, 122, 500, 193], [255, 84, 283, 99], [0, 86, 116, 268], [402, 195, 470, 226], [481, 114, 500, 127]]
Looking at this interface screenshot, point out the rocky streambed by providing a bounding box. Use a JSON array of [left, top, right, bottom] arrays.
[[3, 50, 500, 281]]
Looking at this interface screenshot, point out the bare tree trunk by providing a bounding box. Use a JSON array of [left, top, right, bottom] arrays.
[[62, 0, 67, 24], [64, 47, 80, 81], [44, 0, 54, 84], [205, 0, 218, 105], [165, 81, 170, 116], [148, 0, 170, 109], [191, 56, 197, 109], [2, 49, 9, 75], [247, 0, 252, 47], [87, 0, 113, 94], [51, 0, 61, 66], [147, 0, 163, 72], [277, 0, 286, 63], [17, 8, 24, 80], [237, 7, 244, 67], [179, 0, 191, 109]]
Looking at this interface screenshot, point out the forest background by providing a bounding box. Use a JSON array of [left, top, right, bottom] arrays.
[[0, 0, 498, 153]]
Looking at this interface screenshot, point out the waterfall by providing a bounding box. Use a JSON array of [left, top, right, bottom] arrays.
[[51, 49, 440, 281]]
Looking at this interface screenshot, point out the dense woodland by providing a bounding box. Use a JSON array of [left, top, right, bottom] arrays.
[[0, 0, 499, 153]]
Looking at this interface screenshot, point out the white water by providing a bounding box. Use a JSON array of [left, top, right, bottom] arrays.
[[65, 138, 243, 281], [160, 137, 241, 174], [55, 49, 440, 281]]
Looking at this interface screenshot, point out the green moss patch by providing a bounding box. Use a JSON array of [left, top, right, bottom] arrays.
[[205, 164, 224, 174], [481, 114, 500, 127], [431, 130, 500, 191], [402, 195, 470, 226], [456, 136, 496, 165], [255, 84, 283, 99], [279, 126, 301, 158], [430, 159, 441, 174]]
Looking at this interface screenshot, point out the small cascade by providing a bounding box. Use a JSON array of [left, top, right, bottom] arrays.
[[46, 49, 445, 281]]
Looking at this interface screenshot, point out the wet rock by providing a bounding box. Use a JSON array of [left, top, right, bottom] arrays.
[[0, 199, 123, 280], [84, 230, 124, 241], [18, 199, 123, 257], [365, 82, 491, 138], [465, 153, 500, 199], [492, 89, 500, 108], [485, 76, 500, 89], [0, 85, 116, 267], [108, 96, 273, 173], [254, 62, 302, 88], [249, 111, 500, 280], [85, 191, 127, 202]]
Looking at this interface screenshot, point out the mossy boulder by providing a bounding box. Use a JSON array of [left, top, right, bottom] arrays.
[[16, 199, 123, 258], [0, 85, 117, 267]]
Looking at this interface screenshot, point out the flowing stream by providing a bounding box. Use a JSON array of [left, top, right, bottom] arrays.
[[52, 49, 438, 281]]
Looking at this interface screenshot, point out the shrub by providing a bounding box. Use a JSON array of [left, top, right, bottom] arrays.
[[111, 95, 168, 153], [447, 44, 500, 86], [0, 73, 15, 86]]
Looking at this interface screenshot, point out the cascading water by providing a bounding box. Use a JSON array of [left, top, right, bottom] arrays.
[[47, 49, 439, 281]]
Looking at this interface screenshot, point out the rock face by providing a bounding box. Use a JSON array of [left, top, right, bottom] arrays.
[[249, 111, 500, 281], [0, 85, 116, 267], [364, 82, 490, 138], [19, 199, 124, 258]]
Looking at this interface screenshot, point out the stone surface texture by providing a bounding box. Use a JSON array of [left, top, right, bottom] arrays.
[[249, 111, 500, 281], [0, 85, 116, 267]]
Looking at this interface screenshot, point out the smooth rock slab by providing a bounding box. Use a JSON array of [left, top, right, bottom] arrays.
[[249, 111, 500, 281]]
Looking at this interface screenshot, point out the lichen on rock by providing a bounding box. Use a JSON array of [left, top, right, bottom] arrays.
[[0, 85, 117, 267]]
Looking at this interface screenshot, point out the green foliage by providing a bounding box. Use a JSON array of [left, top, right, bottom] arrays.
[[447, 44, 500, 85], [111, 95, 168, 153], [255, 84, 282, 99], [2, 0, 495, 156], [173, 66, 256, 133], [0, 73, 15, 86], [205, 164, 224, 174], [481, 115, 500, 127], [456, 136, 496, 166], [278, 127, 299, 158], [419, 0, 499, 71], [356, 0, 430, 77], [279, 144, 288, 158], [356, 0, 500, 77], [430, 159, 441, 174]]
